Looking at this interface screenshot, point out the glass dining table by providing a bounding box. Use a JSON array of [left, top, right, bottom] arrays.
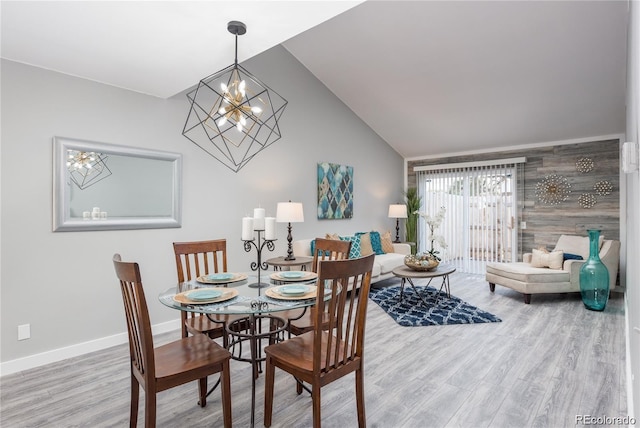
[[158, 271, 332, 428]]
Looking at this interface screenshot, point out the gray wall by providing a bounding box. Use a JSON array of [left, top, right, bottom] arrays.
[[0, 45, 404, 365]]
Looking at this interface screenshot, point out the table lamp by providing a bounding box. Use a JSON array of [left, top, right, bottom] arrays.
[[276, 201, 304, 260], [388, 204, 408, 243]]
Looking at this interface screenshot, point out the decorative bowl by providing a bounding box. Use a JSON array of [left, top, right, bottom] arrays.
[[404, 253, 440, 271]]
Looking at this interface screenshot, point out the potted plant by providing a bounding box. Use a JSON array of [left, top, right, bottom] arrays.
[[403, 187, 421, 255]]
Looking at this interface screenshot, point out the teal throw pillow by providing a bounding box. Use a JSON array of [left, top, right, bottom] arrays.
[[369, 231, 385, 255], [339, 235, 361, 259]]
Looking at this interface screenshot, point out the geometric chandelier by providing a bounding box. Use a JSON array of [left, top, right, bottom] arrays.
[[66, 150, 112, 190], [182, 21, 288, 173]]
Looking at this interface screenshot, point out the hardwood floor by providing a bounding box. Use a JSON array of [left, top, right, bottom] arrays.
[[0, 273, 627, 427]]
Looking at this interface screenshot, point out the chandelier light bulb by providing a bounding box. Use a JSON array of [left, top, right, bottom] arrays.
[[251, 106, 262, 114], [218, 116, 227, 127]]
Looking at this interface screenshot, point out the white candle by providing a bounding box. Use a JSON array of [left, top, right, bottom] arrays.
[[242, 217, 254, 240], [91, 210, 100, 220], [100, 211, 108, 220], [253, 207, 265, 230], [83, 211, 91, 220], [92, 207, 100, 213], [264, 217, 276, 240]]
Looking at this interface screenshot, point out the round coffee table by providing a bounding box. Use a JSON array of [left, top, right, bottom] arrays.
[[392, 264, 456, 305]]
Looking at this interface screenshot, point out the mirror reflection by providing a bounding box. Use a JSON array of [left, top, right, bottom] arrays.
[[53, 137, 182, 232]]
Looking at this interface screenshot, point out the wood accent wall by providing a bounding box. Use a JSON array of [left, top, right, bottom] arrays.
[[407, 139, 620, 260]]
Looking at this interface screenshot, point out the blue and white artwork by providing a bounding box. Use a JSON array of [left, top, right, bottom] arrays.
[[317, 162, 353, 219]]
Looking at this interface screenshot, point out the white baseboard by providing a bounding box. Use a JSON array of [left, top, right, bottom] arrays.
[[0, 319, 181, 377]]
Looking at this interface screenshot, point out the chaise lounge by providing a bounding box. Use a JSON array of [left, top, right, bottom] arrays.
[[485, 234, 620, 304]]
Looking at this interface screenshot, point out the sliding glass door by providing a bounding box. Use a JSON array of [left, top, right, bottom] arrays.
[[415, 159, 524, 275]]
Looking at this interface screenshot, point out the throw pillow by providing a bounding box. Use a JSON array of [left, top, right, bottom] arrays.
[[530, 248, 564, 269], [380, 230, 395, 254], [563, 253, 584, 261], [357, 232, 374, 256], [369, 231, 385, 255], [554, 234, 604, 260], [325, 233, 340, 240], [339, 235, 362, 259]]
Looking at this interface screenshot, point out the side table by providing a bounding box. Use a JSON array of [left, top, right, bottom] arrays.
[[265, 256, 313, 271], [392, 265, 456, 305]]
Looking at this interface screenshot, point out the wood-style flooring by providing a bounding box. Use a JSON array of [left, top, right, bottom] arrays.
[[0, 273, 628, 427]]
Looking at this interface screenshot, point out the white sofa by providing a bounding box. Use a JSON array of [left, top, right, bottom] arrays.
[[486, 234, 620, 304], [292, 238, 411, 285]]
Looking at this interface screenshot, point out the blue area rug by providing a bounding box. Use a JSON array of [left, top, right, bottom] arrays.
[[369, 285, 501, 327]]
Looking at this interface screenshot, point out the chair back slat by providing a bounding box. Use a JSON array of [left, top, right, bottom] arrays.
[[173, 240, 228, 337], [313, 254, 374, 375], [311, 238, 351, 273], [113, 254, 155, 383], [174, 239, 227, 283]]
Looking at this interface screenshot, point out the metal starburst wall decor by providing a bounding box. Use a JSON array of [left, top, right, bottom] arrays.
[[535, 174, 571, 205]]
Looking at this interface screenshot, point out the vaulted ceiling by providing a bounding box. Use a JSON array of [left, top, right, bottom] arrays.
[[1, 1, 628, 158]]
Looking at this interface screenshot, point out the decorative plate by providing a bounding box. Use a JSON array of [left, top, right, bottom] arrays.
[[196, 273, 248, 284], [206, 273, 234, 281], [173, 288, 238, 304], [280, 271, 305, 279], [277, 285, 310, 296], [188, 289, 223, 301], [269, 271, 318, 282], [265, 285, 317, 300]]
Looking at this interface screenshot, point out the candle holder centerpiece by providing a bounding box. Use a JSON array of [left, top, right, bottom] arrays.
[[242, 207, 276, 290]]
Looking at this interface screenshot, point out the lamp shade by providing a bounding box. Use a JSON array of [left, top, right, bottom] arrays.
[[276, 202, 304, 223], [388, 204, 408, 219]]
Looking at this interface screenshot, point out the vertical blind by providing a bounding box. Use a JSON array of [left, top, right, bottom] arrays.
[[415, 158, 525, 275]]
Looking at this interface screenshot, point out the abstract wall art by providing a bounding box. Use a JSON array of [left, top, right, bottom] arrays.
[[317, 162, 353, 219]]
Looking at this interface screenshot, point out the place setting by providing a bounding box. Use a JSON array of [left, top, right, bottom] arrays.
[[172, 287, 239, 305], [269, 270, 318, 283], [196, 272, 248, 284], [265, 283, 317, 301]]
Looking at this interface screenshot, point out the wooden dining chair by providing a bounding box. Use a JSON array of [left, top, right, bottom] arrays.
[[264, 254, 375, 428], [173, 239, 246, 346], [113, 254, 232, 428], [287, 238, 352, 336]]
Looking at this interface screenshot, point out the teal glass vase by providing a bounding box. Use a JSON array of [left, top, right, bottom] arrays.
[[579, 229, 610, 311]]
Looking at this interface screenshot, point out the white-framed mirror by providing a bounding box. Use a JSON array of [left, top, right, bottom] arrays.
[[53, 136, 182, 232]]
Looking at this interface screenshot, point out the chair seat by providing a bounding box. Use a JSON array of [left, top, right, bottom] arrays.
[[265, 331, 353, 374], [486, 262, 569, 283], [155, 334, 231, 390]]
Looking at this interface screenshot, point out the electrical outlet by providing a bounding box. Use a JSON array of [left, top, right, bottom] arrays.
[[18, 324, 30, 341], [521, 221, 527, 229]]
